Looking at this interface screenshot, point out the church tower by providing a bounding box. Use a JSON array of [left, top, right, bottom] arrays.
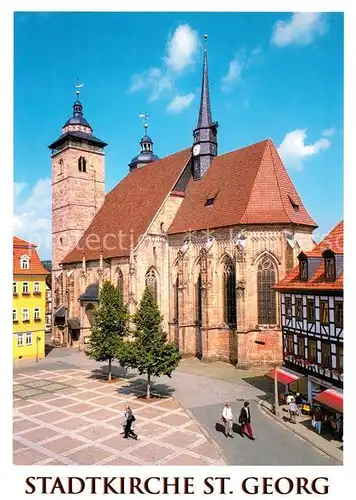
[[49, 85, 107, 276], [192, 34, 218, 179]]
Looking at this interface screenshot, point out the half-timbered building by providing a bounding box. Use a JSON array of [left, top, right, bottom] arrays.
[[274, 221, 343, 413]]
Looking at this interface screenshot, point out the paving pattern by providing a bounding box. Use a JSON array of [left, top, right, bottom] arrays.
[[13, 369, 225, 466]]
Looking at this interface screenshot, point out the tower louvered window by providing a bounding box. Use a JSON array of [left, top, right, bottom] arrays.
[[78, 156, 87, 172], [257, 256, 277, 325], [145, 268, 157, 302], [223, 258, 236, 326]]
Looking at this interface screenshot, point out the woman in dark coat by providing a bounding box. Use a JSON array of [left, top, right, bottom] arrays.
[[239, 401, 255, 440]]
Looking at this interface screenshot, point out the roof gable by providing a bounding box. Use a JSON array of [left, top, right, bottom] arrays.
[[13, 236, 49, 275], [168, 139, 316, 234]]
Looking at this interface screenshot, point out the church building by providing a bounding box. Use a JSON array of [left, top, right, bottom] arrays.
[[50, 36, 317, 366]]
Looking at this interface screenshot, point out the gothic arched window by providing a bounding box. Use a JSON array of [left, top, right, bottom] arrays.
[[145, 267, 157, 302], [223, 258, 236, 326], [174, 275, 179, 323], [257, 256, 277, 325], [117, 268, 124, 297], [78, 156, 87, 172], [195, 272, 203, 325]]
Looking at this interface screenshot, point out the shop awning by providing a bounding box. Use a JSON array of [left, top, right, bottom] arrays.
[[68, 317, 80, 330], [266, 367, 305, 386], [313, 389, 343, 414], [54, 305, 66, 318]]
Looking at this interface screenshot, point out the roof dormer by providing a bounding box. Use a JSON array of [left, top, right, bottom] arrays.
[[323, 248, 336, 282], [20, 254, 30, 270], [298, 252, 308, 281]]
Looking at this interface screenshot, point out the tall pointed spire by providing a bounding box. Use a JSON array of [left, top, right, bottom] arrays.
[[192, 34, 218, 180], [197, 34, 212, 129]]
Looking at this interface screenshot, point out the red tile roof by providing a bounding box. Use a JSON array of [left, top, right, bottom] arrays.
[[274, 221, 343, 292], [63, 149, 191, 263], [168, 139, 316, 234], [62, 138, 316, 264], [13, 236, 49, 275]]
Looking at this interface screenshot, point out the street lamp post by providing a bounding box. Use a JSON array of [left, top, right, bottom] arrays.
[[36, 336, 41, 363], [274, 368, 280, 416]]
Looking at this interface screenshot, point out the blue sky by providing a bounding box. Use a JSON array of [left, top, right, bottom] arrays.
[[14, 12, 343, 259]]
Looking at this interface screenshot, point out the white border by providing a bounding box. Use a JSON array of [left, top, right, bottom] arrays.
[[2, 2, 353, 499]]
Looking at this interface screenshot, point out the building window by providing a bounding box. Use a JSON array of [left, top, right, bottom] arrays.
[[13, 310, 18, 322], [22, 282, 29, 295], [195, 272, 203, 326], [145, 268, 157, 302], [297, 336, 304, 357], [319, 300, 329, 325], [33, 282, 40, 293], [78, 156, 87, 172], [300, 260, 308, 281], [17, 334, 24, 347], [13, 282, 17, 295], [25, 332, 32, 345], [307, 299, 315, 323], [285, 296, 292, 318], [22, 308, 29, 321], [117, 268, 124, 297], [336, 346, 343, 372], [334, 302, 343, 328], [20, 256, 30, 270], [257, 256, 277, 325], [325, 256, 336, 282], [34, 308, 40, 321], [295, 298, 303, 321], [286, 333, 293, 355], [308, 339, 317, 364], [174, 275, 179, 323], [223, 258, 236, 326], [321, 342, 331, 369]]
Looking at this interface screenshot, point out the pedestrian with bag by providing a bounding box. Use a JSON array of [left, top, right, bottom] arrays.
[[123, 405, 138, 440], [221, 402, 234, 438], [288, 398, 298, 423], [239, 401, 255, 440]]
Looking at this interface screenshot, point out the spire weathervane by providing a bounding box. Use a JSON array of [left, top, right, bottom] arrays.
[[74, 79, 84, 100], [139, 111, 150, 134]]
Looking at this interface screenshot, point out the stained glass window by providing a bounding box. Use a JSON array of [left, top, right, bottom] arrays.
[[257, 256, 277, 324], [223, 258, 236, 326]]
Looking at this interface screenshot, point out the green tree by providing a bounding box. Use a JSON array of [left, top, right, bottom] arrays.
[[86, 281, 128, 381], [120, 286, 181, 398]]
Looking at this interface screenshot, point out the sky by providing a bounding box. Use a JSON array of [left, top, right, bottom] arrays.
[[14, 11, 343, 260]]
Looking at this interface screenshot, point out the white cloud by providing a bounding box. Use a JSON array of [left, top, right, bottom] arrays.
[[167, 93, 195, 113], [220, 47, 261, 92], [13, 178, 52, 257], [278, 129, 330, 170], [165, 24, 199, 73], [271, 13, 327, 47], [128, 67, 172, 101], [221, 57, 243, 92], [322, 128, 336, 137], [128, 23, 198, 106]]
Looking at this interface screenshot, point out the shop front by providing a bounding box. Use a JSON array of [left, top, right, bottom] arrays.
[[308, 375, 343, 440], [266, 367, 307, 404]]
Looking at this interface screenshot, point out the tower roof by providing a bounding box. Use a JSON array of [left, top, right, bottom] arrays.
[[64, 99, 92, 130], [129, 122, 159, 170], [196, 34, 212, 129]]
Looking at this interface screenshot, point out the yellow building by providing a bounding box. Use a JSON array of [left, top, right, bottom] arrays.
[[13, 237, 49, 360]]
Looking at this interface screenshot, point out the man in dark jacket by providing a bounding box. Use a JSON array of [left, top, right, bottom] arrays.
[[123, 405, 138, 440], [239, 401, 255, 440]]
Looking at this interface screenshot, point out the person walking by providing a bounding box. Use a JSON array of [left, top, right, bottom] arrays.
[[221, 402, 234, 438], [313, 406, 322, 435], [239, 401, 255, 440], [123, 405, 138, 440], [288, 398, 298, 423]]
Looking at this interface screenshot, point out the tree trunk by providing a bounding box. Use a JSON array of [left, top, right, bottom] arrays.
[[147, 371, 151, 399], [108, 358, 112, 381]]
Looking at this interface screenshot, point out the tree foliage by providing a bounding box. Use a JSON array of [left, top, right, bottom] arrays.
[[86, 281, 128, 379], [120, 286, 181, 398]]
